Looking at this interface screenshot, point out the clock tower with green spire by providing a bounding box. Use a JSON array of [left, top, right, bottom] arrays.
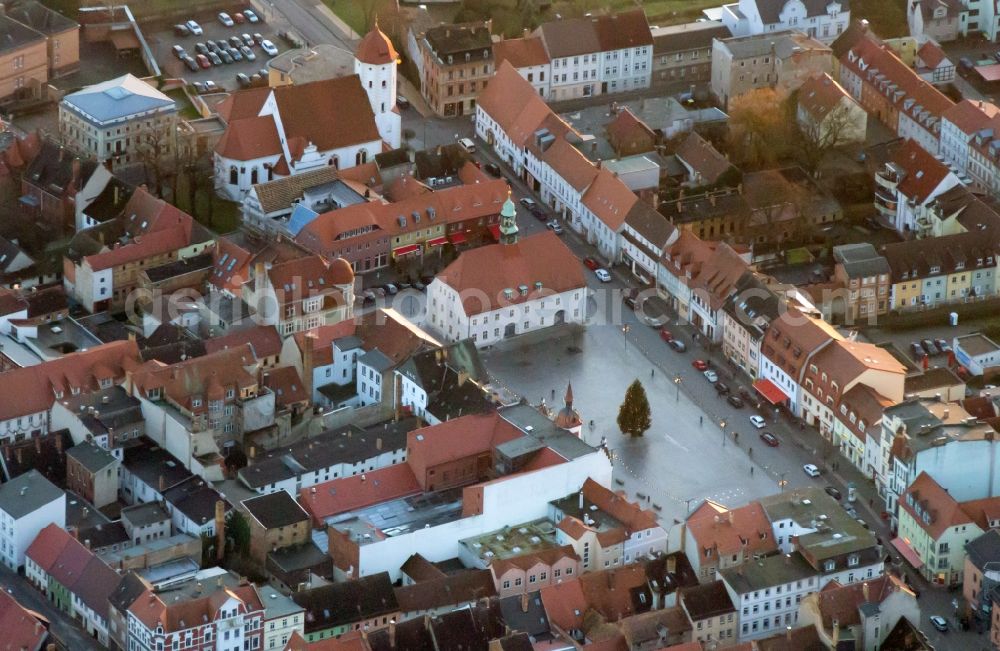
[[499, 189, 518, 245]]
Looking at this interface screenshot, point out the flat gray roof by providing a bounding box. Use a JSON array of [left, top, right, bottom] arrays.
[[0, 470, 63, 518]]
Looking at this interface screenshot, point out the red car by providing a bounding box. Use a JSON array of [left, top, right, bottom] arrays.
[[692, 359, 708, 371], [659, 328, 673, 343], [196, 53, 211, 69], [233, 11, 246, 23], [759, 432, 779, 447], [583, 257, 599, 271]]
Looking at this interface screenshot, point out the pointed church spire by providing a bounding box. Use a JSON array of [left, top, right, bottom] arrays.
[[564, 382, 573, 408], [500, 189, 518, 245]]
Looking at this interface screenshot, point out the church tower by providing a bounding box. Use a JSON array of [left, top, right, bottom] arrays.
[[499, 189, 518, 245], [354, 22, 401, 148]]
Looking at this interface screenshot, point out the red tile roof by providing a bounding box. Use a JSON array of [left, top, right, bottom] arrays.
[[0, 339, 141, 422], [214, 115, 282, 160], [685, 500, 777, 558], [131, 344, 258, 414], [942, 99, 1000, 135], [798, 73, 855, 123], [478, 63, 569, 150], [917, 41, 947, 69], [205, 325, 282, 361], [493, 37, 550, 68], [299, 463, 422, 525], [435, 231, 586, 316], [0, 589, 47, 651], [582, 168, 637, 231], [815, 575, 908, 629], [489, 544, 579, 578], [406, 413, 524, 485], [579, 564, 650, 621], [356, 25, 398, 66], [25, 522, 72, 573], [284, 631, 367, 650], [899, 471, 973, 539], [540, 138, 598, 192], [132, 584, 264, 633], [540, 578, 588, 631], [581, 478, 659, 534], [263, 365, 309, 408], [890, 139, 954, 204]]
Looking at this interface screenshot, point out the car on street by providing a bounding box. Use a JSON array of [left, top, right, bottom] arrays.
[[623, 295, 637, 310], [185, 20, 203, 35], [692, 359, 709, 371], [242, 33, 255, 47], [594, 268, 611, 283], [233, 11, 246, 23], [825, 486, 842, 500], [759, 432, 779, 447], [482, 162, 501, 177], [174, 24, 191, 37], [208, 51, 223, 66], [714, 381, 729, 394], [703, 369, 718, 383], [530, 206, 547, 221], [241, 45, 256, 61], [236, 72, 251, 88], [583, 257, 599, 271], [845, 506, 858, 518], [196, 53, 211, 69], [929, 616, 948, 632], [244, 9, 261, 23], [727, 395, 744, 408], [669, 339, 686, 352], [172, 44, 186, 59], [219, 49, 233, 64], [520, 197, 537, 209], [182, 55, 199, 72], [458, 137, 476, 153], [215, 39, 229, 51], [922, 339, 939, 355], [195, 42, 209, 55], [935, 338, 952, 353], [803, 463, 821, 477], [750, 415, 767, 429], [218, 12, 234, 27], [910, 342, 925, 359], [228, 47, 243, 62], [546, 220, 564, 234], [261, 39, 279, 56], [229, 35, 243, 48], [203, 80, 219, 93], [659, 328, 673, 343]]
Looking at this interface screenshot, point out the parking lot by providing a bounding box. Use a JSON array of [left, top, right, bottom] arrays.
[[145, 7, 290, 92]]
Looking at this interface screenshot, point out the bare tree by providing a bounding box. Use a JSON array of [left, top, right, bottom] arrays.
[[794, 99, 861, 174], [133, 122, 176, 198], [726, 87, 792, 168]]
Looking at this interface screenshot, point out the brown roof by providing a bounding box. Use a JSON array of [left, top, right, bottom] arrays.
[[298, 462, 422, 524], [131, 584, 263, 633], [406, 413, 523, 483], [0, 339, 141, 422], [674, 132, 731, 185], [679, 580, 735, 621], [263, 253, 354, 296], [798, 73, 854, 123], [891, 139, 953, 204], [400, 553, 446, 582], [218, 77, 381, 162], [0, 589, 47, 651], [836, 384, 893, 442], [540, 138, 598, 192], [355, 25, 397, 65], [131, 344, 259, 414], [899, 471, 973, 539], [685, 500, 777, 558], [800, 339, 905, 407], [205, 325, 282, 361], [539, 579, 588, 631], [882, 228, 1000, 283], [478, 63, 569, 150], [262, 365, 309, 408], [537, 16, 602, 58], [25, 522, 72, 573], [251, 166, 340, 215], [605, 108, 655, 153], [942, 99, 1000, 135], [761, 307, 841, 383], [581, 478, 659, 534], [493, 37, 550, 68], [580, 564, 651, 621], [582, 168, 638, 231], [593, 9, 653, 51], [489, 544, 579, 578], [917, 41, 947, 69], [815, 575, 907, 629], [393, 570, 497, 612], [435, 231, 586, 316]]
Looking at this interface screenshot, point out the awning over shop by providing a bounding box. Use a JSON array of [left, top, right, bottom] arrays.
[[752, 379, 788, 405], [450, 231, 468, 245], [425, 236, 448, 248], [487, 225, 500, 241], [392, 244, 420, 257], [891, 536, 924, 569]]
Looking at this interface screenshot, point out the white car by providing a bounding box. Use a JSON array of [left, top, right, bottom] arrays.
[[218, 12, 234, 27], [260, 39, 279, 56], [703, 370, 718, 383], [458, 137, 476, 153], [594, 268, 611, 283], [749, 415, 766, 429], [185, 19, 203, 35], [803, 463, 821, 478]]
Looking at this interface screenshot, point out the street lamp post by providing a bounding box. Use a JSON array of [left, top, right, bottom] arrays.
[[779, 472, 788, 492], [719, 419, 727, 448], [674, 374, 682, 402], [622, 324, 631, 353]]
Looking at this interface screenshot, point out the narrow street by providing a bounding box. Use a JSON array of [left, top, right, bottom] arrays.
[[0, 564, 93, 650]]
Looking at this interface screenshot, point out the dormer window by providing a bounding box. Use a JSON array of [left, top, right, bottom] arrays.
[[503, 288, 513, 300], [192, 397, 202, 408], [823, 560, 835, 572], [848, 555, 859, 567]]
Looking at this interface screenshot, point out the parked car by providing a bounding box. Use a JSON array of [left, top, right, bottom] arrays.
[[261, 39, 279, 56], [241, 45, 256, 61], [659, 328, 673, 343], [483, 162, 501, 177], [174, 24, 191, 37], [922, 339, 939, 355], [203, 80, 219, 93], [413, 281, 426, 291], [703, 369, 718, 383], [739, 387, 755, 403], [935, 338, 952, 353], [714, 381, 729, 394], [229, 35, 243, 48], [530, 206, 547, 221], [929, 616, 947, 632], [669, 339, 686, 352], [242, 33, 254, 47], [219, 49, 233, 64], [583, 257, 599, 270], [803, 463, 821, 477], [825, 486, 842, 500], [520, 197, 537, 209], [218, 12, 234, 27], [229, 47, 243, 62], [594, 268, 611, 283], [727, 395, 744, 408], [208, 51, 222, 66], [396, 95, 411, 110], [233, 11, 246, 23], [195, 42, 209, 55], [215, 39, 229, 51], [253, 32, 265, 45], [185, 20, 202, 35], [623, 294, 637, 310], [236, 72, 252, 88], [844, 506, 858, 519], [692, 359, 709, 371], [244, 9, 261, 23], [182, 55, 199, 72], [172, 44, 186, 59], [911, 342, 925, 359], [546, 220, 564, 234], [457, 137, 476, 153], [193, 81, 208, 93], [196, 53, 211, 69], [760, 432, 779, 447], [750, 415, 767, 429], [383, 283, 399, 295], [250, 73, 264, 87]]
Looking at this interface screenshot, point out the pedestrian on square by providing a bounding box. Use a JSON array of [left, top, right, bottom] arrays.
[[699, 415, 703, 426], [750, 466, 754, 476]]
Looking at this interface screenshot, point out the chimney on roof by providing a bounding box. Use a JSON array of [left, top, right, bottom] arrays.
[[158, 474, 166, 492], [709, 193, 716, 207], [55, 434, 62, 455], [943, 408, 950, 419], [728, 510, 734, 525], [376, 437, 383, 451], [521, 592, 530, 613], [389, 619, 397, 648], [215, 500, 226, 562], [34, 436, 41, 454], [84, 538, 91, 549], [786, 626, 793, 642], [579, 491, 584, 511], [303, 333, 316, 400], [833, 619, 840, 647], [863, 581, 870, 603], [15, 447, 22, 464]]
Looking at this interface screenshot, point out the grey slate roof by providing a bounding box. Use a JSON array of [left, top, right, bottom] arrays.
[[833, 243, 890, 278], [242, 491, 309, 530], [967, 529, 1000, 571], [0, 14, 45, 54], [0, 469, 63, 518], [66, 441, 117, 473]]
